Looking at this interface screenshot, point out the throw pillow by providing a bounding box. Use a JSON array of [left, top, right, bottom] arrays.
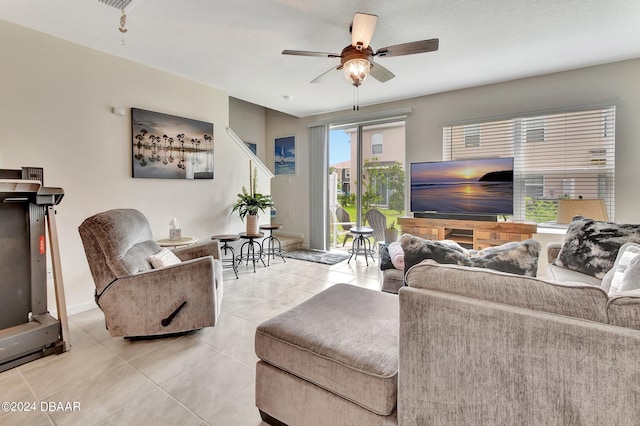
[[554, 217, 640, 279], [378, 245, 395, 271], [387, 241, 405, 270], [602, 243, 640, 295], [148, 248, 182, 269], [401, 235, 470, 272], [400, 234, 541, 277]]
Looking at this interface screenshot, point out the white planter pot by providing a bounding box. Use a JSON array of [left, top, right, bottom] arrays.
[[246, 214, 259, 236]]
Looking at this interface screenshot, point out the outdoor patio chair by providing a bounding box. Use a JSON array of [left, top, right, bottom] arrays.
[[365, 208, 387, 247], [335, 206, 356, 247]]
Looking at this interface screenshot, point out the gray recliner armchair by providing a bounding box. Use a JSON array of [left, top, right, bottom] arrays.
[[78, 208, 223, 337]]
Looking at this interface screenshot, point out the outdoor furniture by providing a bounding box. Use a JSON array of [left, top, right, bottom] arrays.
[[348, 226, 376, 266], [365, 208, 387, 248], [335, 207, 356, 247]]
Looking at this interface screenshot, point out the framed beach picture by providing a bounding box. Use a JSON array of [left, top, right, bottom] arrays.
[[131, 108, 214, 179], [274, 136, 295, 175]]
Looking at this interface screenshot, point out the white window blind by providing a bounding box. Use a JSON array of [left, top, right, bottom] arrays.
[[443, 106, 615, 223]]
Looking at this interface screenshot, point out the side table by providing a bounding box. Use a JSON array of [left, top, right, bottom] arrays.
[[237, 232, 266, 273], [157, 236, 199, 248], [260, 224, 286, 266], [347, 227, 375, 266], [212, 234, 239, 279]]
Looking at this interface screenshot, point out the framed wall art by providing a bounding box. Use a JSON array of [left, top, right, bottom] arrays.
[[131, 108, 214, 179], [274, 136, 295, 175]]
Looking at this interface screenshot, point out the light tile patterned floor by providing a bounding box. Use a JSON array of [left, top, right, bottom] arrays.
[[0, 254, 380, 425]]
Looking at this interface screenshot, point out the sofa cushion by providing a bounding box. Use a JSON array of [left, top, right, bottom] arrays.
[[380, 268, 404, 294], [255, 284, 399, 416], [546, 263, 603, 287], [602, 243, 640, 295], [405, 260, 610, 323], [554, 217, 640, 279], [400, 234, 541, 277]]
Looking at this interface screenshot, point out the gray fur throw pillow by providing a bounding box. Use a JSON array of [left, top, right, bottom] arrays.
[[400, 234, 541, 277], [378, 245, 395, 271], [554, 216, 640, 279]]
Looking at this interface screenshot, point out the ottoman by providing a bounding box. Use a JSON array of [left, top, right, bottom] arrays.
[[255, 284, 399, 426]]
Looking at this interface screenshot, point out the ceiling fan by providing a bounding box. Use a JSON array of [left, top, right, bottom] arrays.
[[282, 12, 439, 108]]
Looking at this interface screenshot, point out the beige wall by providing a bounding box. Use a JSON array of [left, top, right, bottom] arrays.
[[0, 20, 266, 313], [229, 97, 267, 162], [264, 58, 640, 245], [264, 110, 308, 239]]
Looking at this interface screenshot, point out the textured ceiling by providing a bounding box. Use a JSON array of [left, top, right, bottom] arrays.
[[2, 0, 640, 117]]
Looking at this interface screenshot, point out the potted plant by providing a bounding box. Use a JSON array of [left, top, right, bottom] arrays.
[[232, 166, 275, 235], [384, 220, 398, 244]]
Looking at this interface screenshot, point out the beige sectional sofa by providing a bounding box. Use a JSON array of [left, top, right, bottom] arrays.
[[256, 258, 640, 425]]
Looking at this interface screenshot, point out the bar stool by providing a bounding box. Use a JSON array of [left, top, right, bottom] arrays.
[[237, 232, 266, 273], [212, 234, 239, 279], [259, 224, 286, 266], [347, 226, 376, 266]]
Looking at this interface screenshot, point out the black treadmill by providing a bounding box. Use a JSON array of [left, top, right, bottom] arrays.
[[0, 167, 70, 372]]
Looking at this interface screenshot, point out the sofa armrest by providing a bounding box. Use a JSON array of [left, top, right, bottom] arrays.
[[398, 287, 640, 425], [547, 242, 562, 263], [173, 240, 221, 261], [98, 256, 220, 336]]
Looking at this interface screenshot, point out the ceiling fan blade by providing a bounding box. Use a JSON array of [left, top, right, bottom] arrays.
[[375, 38, 439, 57], [282, 50, 341, 58], [369, 62, 395, 83], [351, 13, 378, 49], [310, 66, 339, 83]]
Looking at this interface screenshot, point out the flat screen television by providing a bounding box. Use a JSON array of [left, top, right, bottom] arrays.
[[410, 157, 514, 218]]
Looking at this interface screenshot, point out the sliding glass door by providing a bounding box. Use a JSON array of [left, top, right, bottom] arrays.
[[328, 120, 406, 249]]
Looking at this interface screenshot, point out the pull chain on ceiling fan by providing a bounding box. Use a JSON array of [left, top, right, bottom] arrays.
[[98, 0, 139, 45], [282, 12, 439, 110]]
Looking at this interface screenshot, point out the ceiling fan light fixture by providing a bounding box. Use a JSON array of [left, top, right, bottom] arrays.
[[344, 58, 370, 87]]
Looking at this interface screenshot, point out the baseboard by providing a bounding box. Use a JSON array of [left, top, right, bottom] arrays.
[[273, 230, 303, 240], [49, 300, 97, 318]]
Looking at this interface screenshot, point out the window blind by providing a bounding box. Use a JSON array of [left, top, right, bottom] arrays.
[[443, 106, 615, 223]]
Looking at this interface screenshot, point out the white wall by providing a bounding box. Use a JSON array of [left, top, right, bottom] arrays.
[[265, 58, 640, 244], [0, 20, 264, 313]]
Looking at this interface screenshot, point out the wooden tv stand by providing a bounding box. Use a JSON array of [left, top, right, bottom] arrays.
[[397, 217, 537, 250]]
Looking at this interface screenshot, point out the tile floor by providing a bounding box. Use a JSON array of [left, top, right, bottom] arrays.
[[0, 253, 381, 426]]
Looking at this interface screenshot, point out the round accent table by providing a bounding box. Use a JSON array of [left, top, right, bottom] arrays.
[[212, 234, 239, 279], [237, 232, 266, 273], [347, 227, 375, 266], [157, 236, 199, 248], [259, 224, 286, 266]]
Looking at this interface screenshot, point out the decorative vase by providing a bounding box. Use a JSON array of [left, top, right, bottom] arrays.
[[246, 214, 259, 236]]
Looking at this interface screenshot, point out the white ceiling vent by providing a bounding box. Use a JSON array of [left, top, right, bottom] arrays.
[[97, 0, 137, 10]]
